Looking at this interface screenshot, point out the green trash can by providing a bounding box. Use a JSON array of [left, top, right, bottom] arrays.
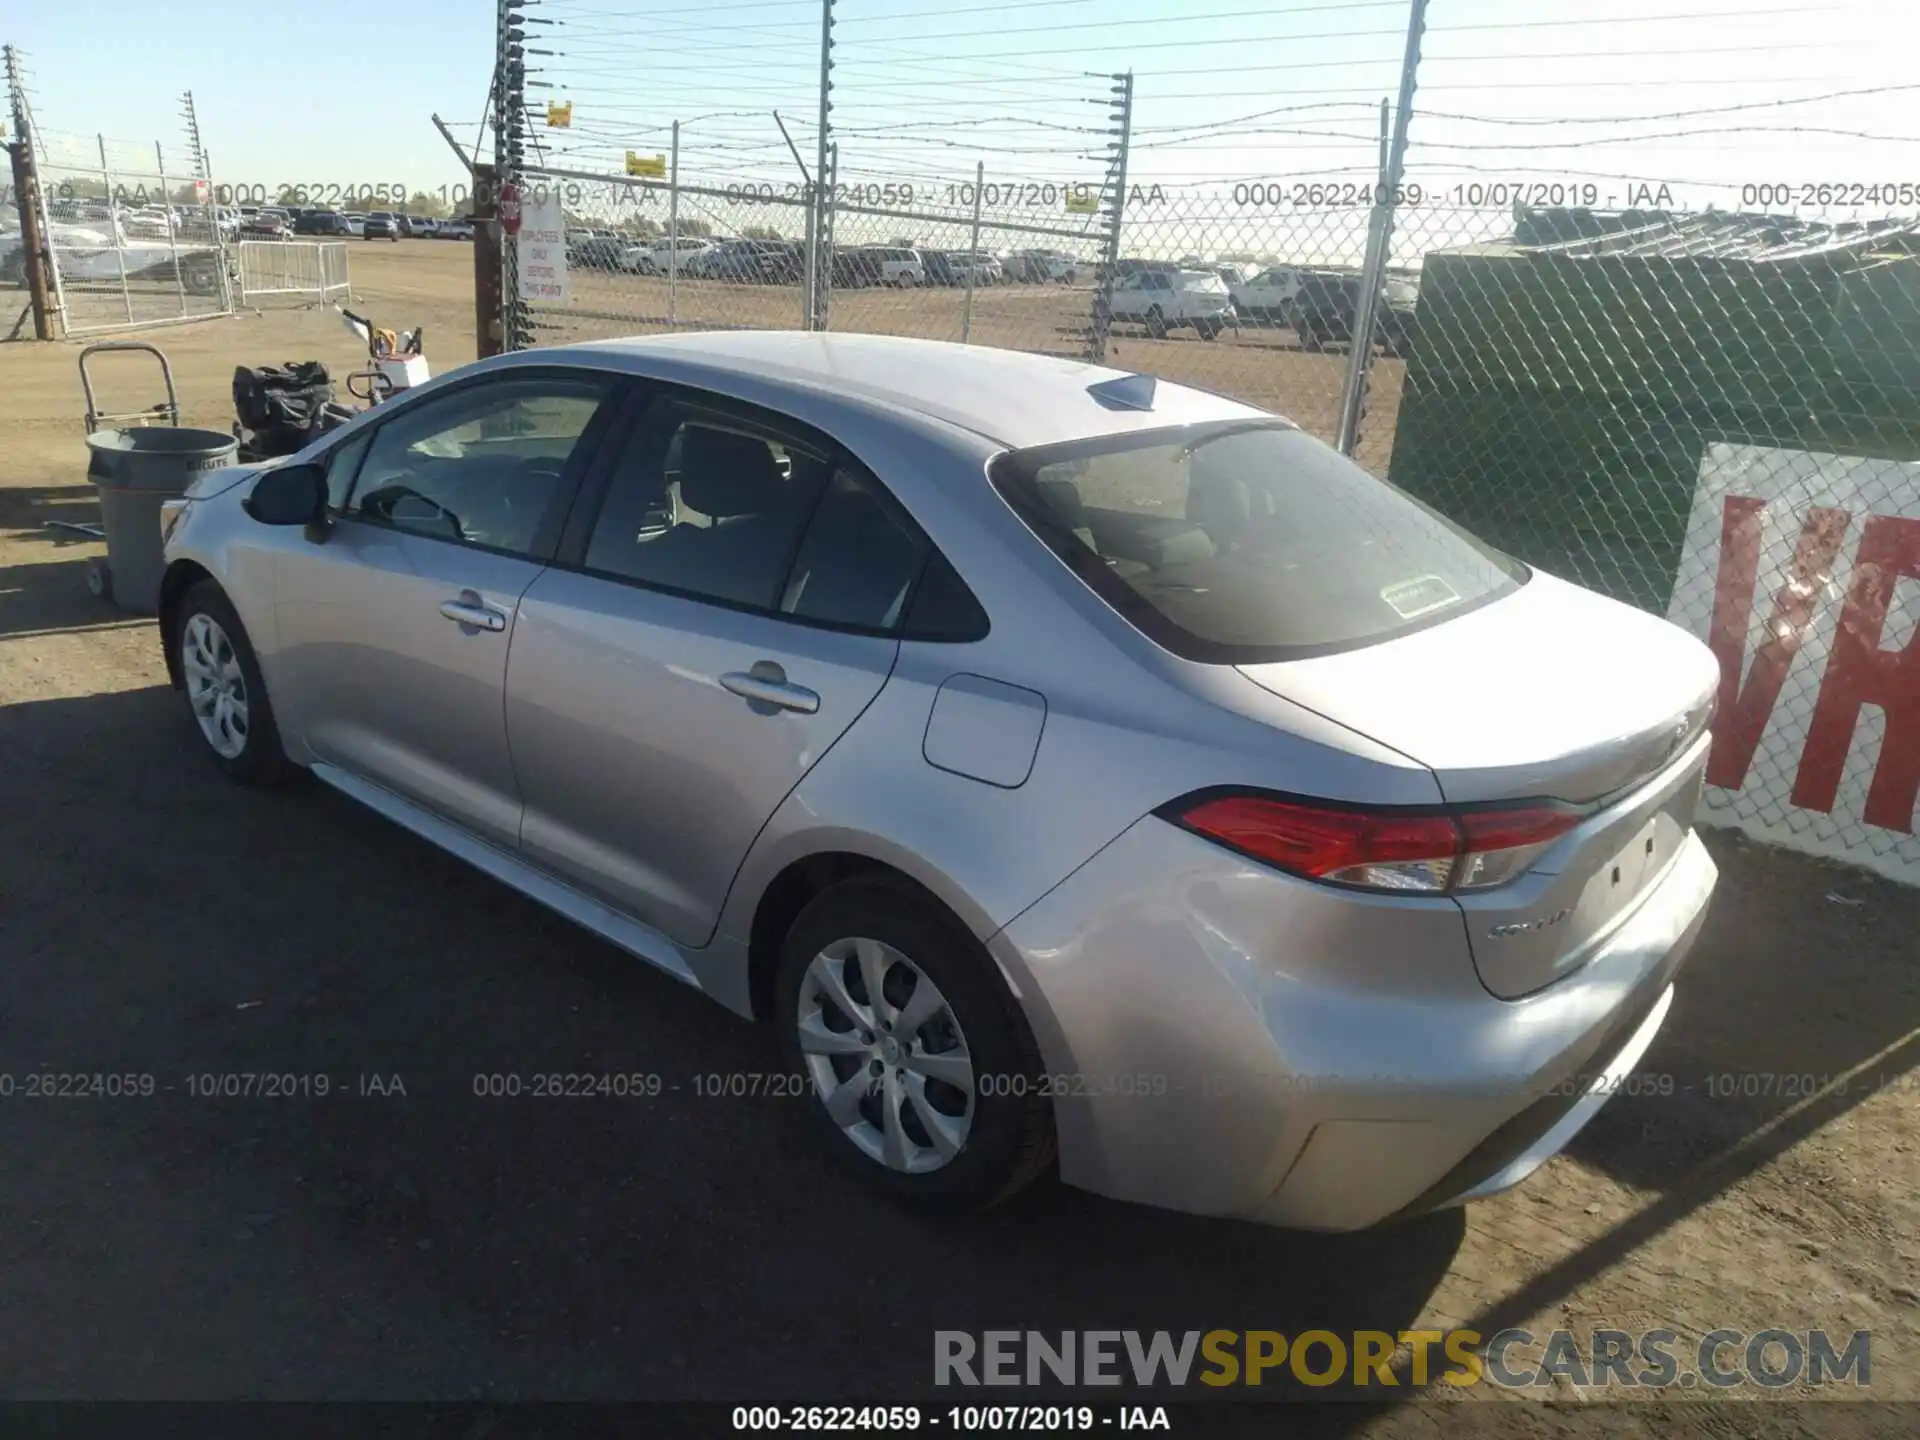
[[79, 343, 240, 614]]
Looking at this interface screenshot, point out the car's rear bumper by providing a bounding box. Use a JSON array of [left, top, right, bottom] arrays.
[[991, 817, 1716, 1229]]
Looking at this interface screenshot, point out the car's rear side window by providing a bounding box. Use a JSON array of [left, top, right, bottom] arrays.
[[990, 421, 1526, 663]]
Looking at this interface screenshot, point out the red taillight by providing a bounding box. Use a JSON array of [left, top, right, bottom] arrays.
[[1169, 793, 1583, 893]]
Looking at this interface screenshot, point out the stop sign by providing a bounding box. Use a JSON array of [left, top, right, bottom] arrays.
[[498, 183, 522, 235]]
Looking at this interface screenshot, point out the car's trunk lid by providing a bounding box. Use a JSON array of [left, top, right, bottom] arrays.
[[1237, 571, 1719, 997], [1237, 572, 1717, 807]]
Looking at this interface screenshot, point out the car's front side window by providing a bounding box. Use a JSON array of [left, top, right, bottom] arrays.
[[323, 427, 374, 512], [342, 373, 609, 558]]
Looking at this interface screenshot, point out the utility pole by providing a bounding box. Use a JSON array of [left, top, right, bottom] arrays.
[[1087, 71, 1133, 364], [814, 0, 835, 330], [496, 0, 529, 349], [4, 45, 54, 339]]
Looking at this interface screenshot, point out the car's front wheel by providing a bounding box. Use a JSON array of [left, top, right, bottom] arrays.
[[776, 879, 1054, 1213], [1143, 305, 1167, 339], [174, 581, 290, 786]]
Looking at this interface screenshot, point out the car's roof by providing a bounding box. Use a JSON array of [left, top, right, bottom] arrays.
[[561, 331, 1270, 449]]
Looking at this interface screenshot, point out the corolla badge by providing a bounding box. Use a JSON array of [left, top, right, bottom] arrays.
[[1488, 907, 1572, 938]]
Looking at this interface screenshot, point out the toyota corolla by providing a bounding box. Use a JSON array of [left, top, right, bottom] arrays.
[[157, 332, 1718, 1228]]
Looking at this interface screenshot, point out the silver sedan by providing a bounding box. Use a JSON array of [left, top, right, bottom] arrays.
[[158, 332, 1719, 1228]]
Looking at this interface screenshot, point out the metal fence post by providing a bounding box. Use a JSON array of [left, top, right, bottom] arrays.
[[98, 134, 133, 323], [667, 119, 680, 328], [181, 91, 230, 314], [802, 180, 818, 330], [1087, 71, 1133, 364], [818, 141, 836, 330], [1335, 0, 1427, 457], [962, 160, 984, 343], [154, 141, 187, 315]]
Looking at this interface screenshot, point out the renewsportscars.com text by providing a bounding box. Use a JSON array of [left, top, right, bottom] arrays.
[[934, 1328, 1870, 1390]]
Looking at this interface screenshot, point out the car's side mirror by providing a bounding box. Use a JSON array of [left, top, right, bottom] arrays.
[[243, 463, 328, 527]]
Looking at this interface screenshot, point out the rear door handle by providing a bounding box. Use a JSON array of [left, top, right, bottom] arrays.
[[439, 597, 508, 632], [720, 666, 820, 714]]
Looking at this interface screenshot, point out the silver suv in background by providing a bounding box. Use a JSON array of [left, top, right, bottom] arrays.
[[1108, 268, 1236, 339]]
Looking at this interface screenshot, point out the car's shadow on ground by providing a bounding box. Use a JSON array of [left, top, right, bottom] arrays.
[[0, 682, 1460, 1406]]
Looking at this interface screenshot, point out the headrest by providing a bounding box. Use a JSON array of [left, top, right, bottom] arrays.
[[1035, 476, 1088, 530], [677, 427, 787, 517]]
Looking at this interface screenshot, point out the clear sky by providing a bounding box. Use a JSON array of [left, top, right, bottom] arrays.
[[9, 0, 1919, 261]]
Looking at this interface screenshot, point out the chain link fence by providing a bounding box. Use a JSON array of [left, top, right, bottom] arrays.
[[514, 163, 1112, 356], [25, 125, 234, 334], [483, 0, 1920, 880], [1380, 201, 1920, 882]]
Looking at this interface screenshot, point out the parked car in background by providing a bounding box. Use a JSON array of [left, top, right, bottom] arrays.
[[408, 216, 439, 238], [567, 230, 627, 270], [1107, 268, 1235, 339], [293, 211, 355, 237], [156, 331, 1720, 1230], [687, 239, 802, 284], [753, 241, 806, 285], [1042, 253, 1090, 284], [1229, 264, 1310, 326], [615, 243, 658, 275], [339, 213, 368, 237], [952, 251, 1004, 286], [1287, 271, 1420, 356], [996, 249, 1050, 284], [240, 210, 293, 239], [650, 236, 709, 272], [437, 217, 476, 241], [832, 247, 883, 288], [920, 250, 959, 287], [866, 247, 925, 286], [362, 212, 403, 241], [1110, 258, 1182, 282]]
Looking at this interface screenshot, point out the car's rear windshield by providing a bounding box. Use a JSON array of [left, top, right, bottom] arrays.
[[989, 420, 1527, 663]]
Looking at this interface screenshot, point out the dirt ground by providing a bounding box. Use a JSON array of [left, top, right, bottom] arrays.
[[1, 242, 1916, 1425]]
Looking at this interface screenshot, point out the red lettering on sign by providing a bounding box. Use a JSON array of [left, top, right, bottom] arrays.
[[1704, 497, 1850, 792], [1790, 514, 1920, 832]]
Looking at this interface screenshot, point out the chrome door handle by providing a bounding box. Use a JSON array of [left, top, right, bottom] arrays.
[[720, 667, 820, 714], [439, 598, 507, 632]]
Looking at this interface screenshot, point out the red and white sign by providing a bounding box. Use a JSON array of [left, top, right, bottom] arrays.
[[1667, 443, 1920, 886], [498, 182, 522, 236]]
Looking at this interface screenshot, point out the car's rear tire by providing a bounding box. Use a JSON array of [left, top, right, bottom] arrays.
[[173, 581, 290, 787], [1144, 305, 1167, 339], [775, 878, 1055, 1213]]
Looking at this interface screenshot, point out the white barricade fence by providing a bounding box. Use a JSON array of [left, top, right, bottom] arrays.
[[238, 240, 351, 304]]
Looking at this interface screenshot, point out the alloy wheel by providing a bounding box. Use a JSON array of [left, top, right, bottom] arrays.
[[796, 937, 975, 1174], [180, 612, 250, 759]]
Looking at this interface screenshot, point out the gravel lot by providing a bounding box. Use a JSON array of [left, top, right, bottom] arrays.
[[1, 243, 1916, 1426]]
